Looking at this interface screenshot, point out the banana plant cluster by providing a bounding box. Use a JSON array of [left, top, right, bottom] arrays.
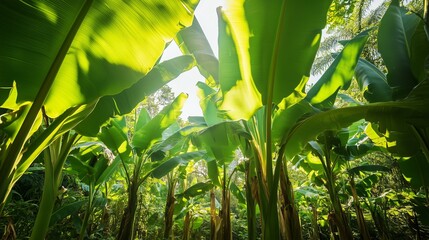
[[0, 0, 199, 238], [0, 0, 429, 239], [176, 0, 429, 239]]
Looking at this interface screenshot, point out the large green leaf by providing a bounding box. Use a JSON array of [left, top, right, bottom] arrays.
[[95, 155, 121, 186], [410, 21, 429, 82], [306, 30, 370, 107], [378, 0, 420, 99], [149, 125, 206, 155], [197, 121, 249, 165], [196, 81, 223, 126], [274, 30, 369, 145], [398, 153, 429, 189], [75, 55, 195, 136], [176, 18, 219, 83], [217, 7, 262, 120], [222, 0, 331, 105], [272, 100, 314, 145], [13, 103, 96, 183], [0, 0, 198, 117], [97, 117, 132, 163], [132, 93, 187, 151], [176, 182, 213, 200], [49, 200, 86, 227], [151, 151, 205, 179], [283, 80, 429, 159], [348, 165, 390, 175], [354, 58, 392, 103]]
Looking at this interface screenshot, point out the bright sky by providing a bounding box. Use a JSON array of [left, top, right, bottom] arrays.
[[161, 1, 223, 119]]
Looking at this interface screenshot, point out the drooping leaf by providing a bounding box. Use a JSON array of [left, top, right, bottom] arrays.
[[132, 93, 187, 152], [197, 121, 249, 165], [0, 0, 198, 117], [410, 21, 429, 82], [378, 0, 420, 99], [49, 200, 86, 227], [284, 80, 429, 159], [176, 182, 213, 200], [196, 81, 223, 126], [176, 18, 219, 83], [398, 153, 429, 189], [97, 117, 132, 163], [224, 0, 332, 105], [354, 58, 392, 103], [348, 165, 390, 175], [206, 158, 220, 186], [75, 55, 195, 136], [217, 7, 262, 120], [306, 30, 370, 108], [151, 151, 205, 179]]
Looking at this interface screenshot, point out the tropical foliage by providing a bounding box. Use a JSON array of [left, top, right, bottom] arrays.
[[1, 0, 429, 239]]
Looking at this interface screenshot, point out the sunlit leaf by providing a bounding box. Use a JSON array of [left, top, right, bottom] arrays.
[[306, 30, 370, 108], [132, 93, 187, 151], [0, 0, 198, 117]]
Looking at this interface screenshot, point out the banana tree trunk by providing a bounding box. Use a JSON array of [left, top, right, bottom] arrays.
[[310, 204, 319, 240], [210, 189, 220, 240], [350, 176, 370, 240], [221, 190, 232, 240], [369, 201, 390, 240], [221, 166, 232, 240], [79, 182, 95, 240], [245, 160, 257, 240], [30, 155, 58, 240], [329, 194, 353, 240], [30, 132, 77, 240], [323, 144, 353, 240], [182, 211, 192, 240], [117, 179, 139, 240], [279, 163, 302, 240], [164, 177, 176, 239]]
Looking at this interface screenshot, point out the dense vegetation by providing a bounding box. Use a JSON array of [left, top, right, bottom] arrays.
[[0, 0, 428, 239]]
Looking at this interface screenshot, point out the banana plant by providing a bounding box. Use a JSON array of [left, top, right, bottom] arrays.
[[192, 120, 248, 240], [147, 122, 207, 239], [28, 130, 81, 240], [179, 1, 429, 239], [174, 178, 214, 240], [97, 93, 199, 239], [7, 53, 193, 239], [304, 131, 354, 239], [66, 141, 121, 239], [0, 0, 199, 214]]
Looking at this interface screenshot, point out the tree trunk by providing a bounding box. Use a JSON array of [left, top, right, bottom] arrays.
[[245, 160, 257, 240], [164, 179, 176, 239], [310, 204, 319, 240], [210, 189, 220, 240], [279, 163, 302, 240], [369, 201, 390, 240], [350, 176, 370, 240], [221, 166, 232, 240], [221, 190, 232, 240], [182, 212, 192, 240], [117, 180, 139, 240]]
